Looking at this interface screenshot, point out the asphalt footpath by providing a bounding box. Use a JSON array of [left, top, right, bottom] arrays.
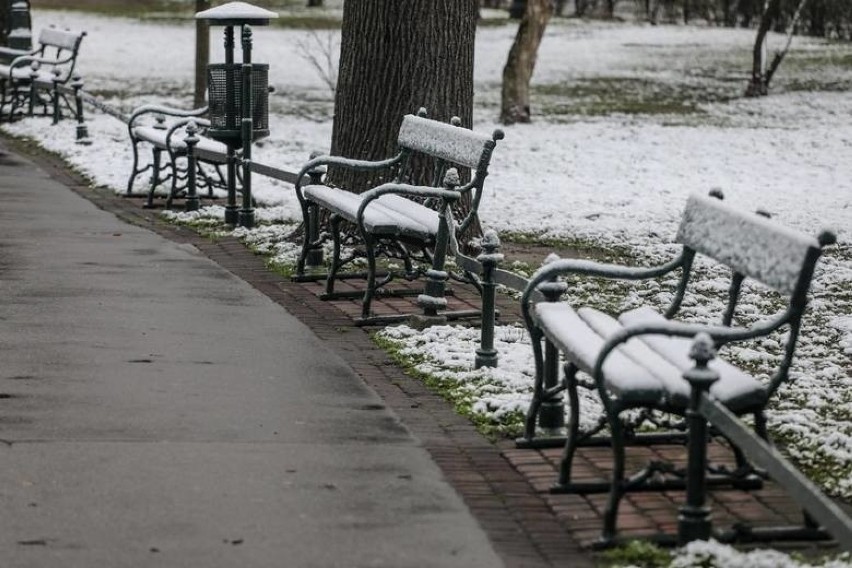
[[0, 141, 506, 567]]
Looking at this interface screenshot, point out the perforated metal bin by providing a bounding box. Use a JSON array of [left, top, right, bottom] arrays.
[[206, 62, 270, 143]]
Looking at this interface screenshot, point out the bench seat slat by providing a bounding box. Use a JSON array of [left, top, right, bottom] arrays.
[[303, 185, 440, 239], [676, 193, 819, 294], [132, 126, 228, 155], [0, 64, 65, 83], [535, 303, 767, 413], [618, 306, 767, 412], [534, 303, 666, 406], [397, 114, 492, 170]]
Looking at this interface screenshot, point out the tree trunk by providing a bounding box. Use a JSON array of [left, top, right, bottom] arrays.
[[745, 0, 780, 96], [330, 0, 477, 193], [194, 0, 210, 109], [500, 0, 553, 125], [0, 3, 7, 47]]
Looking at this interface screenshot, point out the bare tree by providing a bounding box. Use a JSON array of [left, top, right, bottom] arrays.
[[500, 0, 553, 124], [295, 30, 339, 96], [746, 0, 810, 96]]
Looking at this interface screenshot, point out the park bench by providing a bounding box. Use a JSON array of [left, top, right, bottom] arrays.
[[0, 27, 86, 121], [519, 190, 835, 544], [126, 104, 234, 208], [292, 108, 504, 325]]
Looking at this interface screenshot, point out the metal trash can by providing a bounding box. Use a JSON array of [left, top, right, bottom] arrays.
[[206, 62, 270, 142]]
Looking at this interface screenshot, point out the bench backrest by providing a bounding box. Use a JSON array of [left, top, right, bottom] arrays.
[[672, 192, 831, 398], [394, 111, 503, 237], [397, 114, 496, 171], [37, 28, 85, 52], [676, 193, 823, 297]]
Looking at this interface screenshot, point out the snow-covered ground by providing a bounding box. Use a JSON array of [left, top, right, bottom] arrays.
[[4, 11, 852, 562]]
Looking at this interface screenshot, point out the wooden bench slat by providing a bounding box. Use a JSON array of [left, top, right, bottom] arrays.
[[37, 28, 85, 51], [304, 185, 439, 239], [617, 306, 767, 412], [534, 303, 666, 406], [676, 193, 819, 295], [397, 114, 492, 170]]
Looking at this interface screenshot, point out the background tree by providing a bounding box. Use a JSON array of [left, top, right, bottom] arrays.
[[746, 0, 810, 96], [194, 0, 210, 109], [0, 6, 7, 47], [330, 0, 478, 193], [500, 0, 553, 124]]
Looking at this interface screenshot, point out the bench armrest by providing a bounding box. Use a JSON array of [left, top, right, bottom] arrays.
[[521, 256, 686, 334], [9, 53, 75, 72], [294, 152, 403, 205], [0, 46, 37, 59], [128, 104, 209, 126]]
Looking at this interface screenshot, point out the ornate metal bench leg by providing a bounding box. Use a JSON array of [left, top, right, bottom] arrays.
[[144, 147, 163, 209], [601, 410, 627, 545], [557, 364, 581, 487], [325, 215, 343, 297], [519, 326, 548, 444], [126, 141, 142, 196], [361, 233, 378, 320]]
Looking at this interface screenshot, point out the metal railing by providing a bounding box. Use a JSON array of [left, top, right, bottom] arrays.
[[681, 334, 852, 549]]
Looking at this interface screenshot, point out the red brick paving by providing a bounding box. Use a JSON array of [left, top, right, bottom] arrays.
[[18, 145, 842, 566]]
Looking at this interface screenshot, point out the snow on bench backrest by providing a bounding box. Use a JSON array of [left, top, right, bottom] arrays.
[[676, 193, 820, 295], [397, 114, 493, 170], [38, 28, 85, 52]]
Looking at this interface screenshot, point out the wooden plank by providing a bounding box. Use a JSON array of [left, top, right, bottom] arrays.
[[397, 114, 492, 170], [676, 193, 819, 295]]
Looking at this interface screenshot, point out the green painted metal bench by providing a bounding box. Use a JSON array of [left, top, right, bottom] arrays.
[[0, 27, 86, 121], [126, 104, 234, 208], [292, 108, 504, 325], [519, 190, 835, 545]]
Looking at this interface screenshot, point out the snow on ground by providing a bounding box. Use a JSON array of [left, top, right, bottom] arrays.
[[5, 8, 852, 515]]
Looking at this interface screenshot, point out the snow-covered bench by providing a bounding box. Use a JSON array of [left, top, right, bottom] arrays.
[[519, 190, 835, 544], [292, 109, 504, 325], [126, 104, 234, 208], [0, 27, 86, 121]]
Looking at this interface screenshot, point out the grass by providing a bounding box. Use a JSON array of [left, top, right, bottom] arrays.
[[533, 77, 742, 118]]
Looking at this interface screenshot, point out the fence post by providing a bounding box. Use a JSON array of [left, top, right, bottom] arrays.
[[184, 121, 200, 212], [678, 332, 720, 545], [72, 76, 91, 145], [475, 229, 503, 369]]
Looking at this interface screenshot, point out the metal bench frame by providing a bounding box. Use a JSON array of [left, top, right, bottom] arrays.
[[126, 104, 234, 208], [0, 27, 86, 121], [520, 190, 834, 545], [292, 108, 503, 325]]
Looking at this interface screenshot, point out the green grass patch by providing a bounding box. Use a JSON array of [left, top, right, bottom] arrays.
[[600, 540, 671, 567], [373, 332, 524, 440], [533, 77, 740, 118]]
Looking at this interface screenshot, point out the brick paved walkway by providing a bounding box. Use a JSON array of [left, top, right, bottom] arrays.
[[20, 144, 842, 565]]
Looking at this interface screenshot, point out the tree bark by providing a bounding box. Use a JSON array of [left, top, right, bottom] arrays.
[[330, 0, 477, 193], [500, 0, 553, 125], [0, 3, 7, 46], [194, 0, 210, 109]]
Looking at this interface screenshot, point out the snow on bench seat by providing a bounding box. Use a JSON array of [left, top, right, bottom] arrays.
[[132, 126, 229, 156], [534, 302, 766, 412], [303, 184, 440, 239]]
